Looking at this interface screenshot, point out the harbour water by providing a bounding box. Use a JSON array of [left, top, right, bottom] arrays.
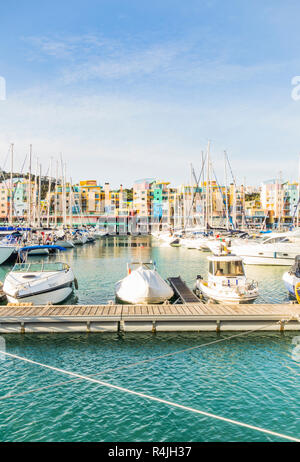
[[0, 235, 292, 305], [0, 237, 299, 442]]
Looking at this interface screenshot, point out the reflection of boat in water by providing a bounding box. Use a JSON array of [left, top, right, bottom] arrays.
[[196, 252, 259, 304], [282, 255, 300, 298], [115, 261, 174, 304]]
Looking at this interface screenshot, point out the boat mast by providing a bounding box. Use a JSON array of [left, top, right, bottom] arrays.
[[28, 145, 32, 227], [46, 158, 52, 228], [54, 160, 58, 228], [9, 143, 14, 225], [32, 159, 37, 226], [38, 163, 41, 227], [224, 151, 229, 230], [206, 140, 211, 230], [60, 154, 66, 227], [70, 177, 73, 228]]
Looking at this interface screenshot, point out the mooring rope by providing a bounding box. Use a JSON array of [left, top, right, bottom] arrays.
[[0, 348, 299, 442], [2, 317, 299, 402], [0, 319, 285, 401]]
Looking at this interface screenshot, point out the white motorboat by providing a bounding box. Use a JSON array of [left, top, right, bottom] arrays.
[[3, 260, 76, 305], [0, 243, 17, 264], [115, 262, 174, 304], [282, 255, 300, 298], [195, 252, 259, 304], [230, 233, 300, 265]]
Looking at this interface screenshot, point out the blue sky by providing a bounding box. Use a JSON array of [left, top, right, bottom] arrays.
[[0, 0, 300, 187]]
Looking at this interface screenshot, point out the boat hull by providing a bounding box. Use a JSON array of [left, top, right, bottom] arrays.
[[0, 246, 15, 264], [242, 256, 293, 266], [6, 286, 73, 305], [56, 240, 75, 248], [197, 281, 258, 304]]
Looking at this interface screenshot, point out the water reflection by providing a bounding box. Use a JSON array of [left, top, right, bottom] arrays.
[[0, 236, 291, 305]]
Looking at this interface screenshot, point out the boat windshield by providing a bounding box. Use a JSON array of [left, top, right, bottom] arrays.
[[213, 260, 245, 277], [12, 262, 68, 272]]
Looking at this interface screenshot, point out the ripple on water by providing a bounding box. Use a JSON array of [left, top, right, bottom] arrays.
[[0, 331, 299, 442]]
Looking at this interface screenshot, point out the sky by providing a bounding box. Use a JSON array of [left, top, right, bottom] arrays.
[[0, 0, 300, 188]]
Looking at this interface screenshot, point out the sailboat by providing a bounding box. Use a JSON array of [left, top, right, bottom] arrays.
[[115, 262, 174, 304]]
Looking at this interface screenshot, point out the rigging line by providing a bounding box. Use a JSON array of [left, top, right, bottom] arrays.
[[0, 348, 299, 442], [19, 153, 28, 176], [183, 155, 207, 233], [0, 320, 289, 402], [1, 147, 10, 172]]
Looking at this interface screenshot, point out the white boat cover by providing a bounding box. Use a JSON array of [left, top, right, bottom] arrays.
[[115, 266, 174, 304]]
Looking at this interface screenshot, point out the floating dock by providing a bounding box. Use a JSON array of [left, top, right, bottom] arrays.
[[0, 303, 299, 333]]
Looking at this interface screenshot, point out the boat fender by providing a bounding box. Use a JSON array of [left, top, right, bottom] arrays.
[[74, 278, 79, 290], [294, 282, 300, 304], [128, 268, 131, 275]]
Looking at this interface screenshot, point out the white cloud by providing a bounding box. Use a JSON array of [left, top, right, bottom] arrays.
[[0, 85, 299, 187]]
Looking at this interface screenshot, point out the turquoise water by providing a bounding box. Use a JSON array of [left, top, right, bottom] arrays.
[[0, 237, 299, 442], [0, 235, 291, 305], [0, 331, 299, 442]]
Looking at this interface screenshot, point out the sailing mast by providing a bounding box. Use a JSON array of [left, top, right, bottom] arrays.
[[9, 143, 14, 225], [28, 145, 32, 227], [38, 163, 42, 227], [224, 151, 229, 230], [60, 155, 67, 227], [205, 140, 211, 230], [46, 158, 52, 228], [54, 160, 58, 228]]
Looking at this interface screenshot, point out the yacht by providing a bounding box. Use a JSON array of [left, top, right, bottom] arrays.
[[3, 260, 76, 305], [230, 231, 300, 265], [195, 253, 259, 304]]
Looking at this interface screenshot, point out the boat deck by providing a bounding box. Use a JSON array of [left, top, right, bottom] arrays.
[[0, 303, 299, 332]]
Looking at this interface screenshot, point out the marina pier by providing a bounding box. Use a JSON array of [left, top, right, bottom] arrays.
[[0, 303, 299, 333]]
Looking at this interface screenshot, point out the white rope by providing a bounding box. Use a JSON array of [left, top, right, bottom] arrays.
[[0, 321, 282, 401], [1, 349, 299, 442]]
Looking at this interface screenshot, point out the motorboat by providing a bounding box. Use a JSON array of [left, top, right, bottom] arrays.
[[115, 261, 174, 304], [3, 245, 77, 305], [282, 255, 300, 298], [230, 232, 300, 266], [0, 235, 20, 264], [195, 251, 259, 304]]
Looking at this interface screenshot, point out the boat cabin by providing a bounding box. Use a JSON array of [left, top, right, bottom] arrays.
[[207, 255, 246, 283]]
